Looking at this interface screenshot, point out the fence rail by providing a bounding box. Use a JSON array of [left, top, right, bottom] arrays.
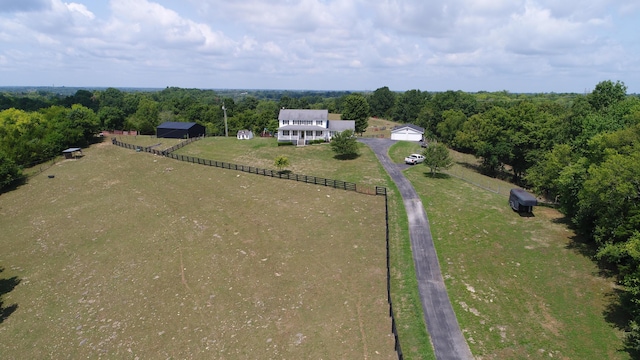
[[111, 136, 401, 359]]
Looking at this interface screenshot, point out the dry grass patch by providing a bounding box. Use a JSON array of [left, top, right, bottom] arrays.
[[363, 118, 399, 138], [0, 143, 395, 359]]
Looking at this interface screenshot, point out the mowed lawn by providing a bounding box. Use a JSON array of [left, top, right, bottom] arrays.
[[402, 164, 628, 359], [0, 140, 395, 359], [171, 136, 388, 187]]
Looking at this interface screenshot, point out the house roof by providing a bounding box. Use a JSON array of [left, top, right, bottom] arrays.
[[391, 124, 424, 133], [277, 125, 327, 131], [328, 120, 355, 131], [62, 147, 82, 153], [278, 109, 328, 121], [157, 121, 199, 130]]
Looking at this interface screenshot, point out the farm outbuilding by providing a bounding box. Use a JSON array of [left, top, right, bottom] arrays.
[[156, 122, 206, 139], [237, 129, 254, 140], [509, 189, 538, 213], [62, 147, 82, 159], [390, 124, 424, 142]]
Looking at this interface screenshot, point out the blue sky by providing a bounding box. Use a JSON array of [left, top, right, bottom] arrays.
[[1, 0, 639, 93]]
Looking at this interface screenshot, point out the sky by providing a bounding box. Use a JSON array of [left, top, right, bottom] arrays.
[[1, 0, 639, 93]]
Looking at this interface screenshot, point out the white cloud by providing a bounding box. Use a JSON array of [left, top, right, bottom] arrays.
[[0, 0, 638, 92]]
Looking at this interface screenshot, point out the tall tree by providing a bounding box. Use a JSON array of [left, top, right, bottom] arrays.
[[422, 142, 453, 175], [393, 89, 428, 124], [368, 86, 396, 119], [133, 98, 160, 135], [588, 80, 627, 112], [340, 94, 370, 134]]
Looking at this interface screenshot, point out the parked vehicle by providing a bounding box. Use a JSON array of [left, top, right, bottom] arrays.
[[404, 153, 425, 165]]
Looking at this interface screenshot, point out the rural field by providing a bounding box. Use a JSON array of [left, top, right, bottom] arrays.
[[0, 139, 395, 359], [1, 129, 626, 360], [401, 153, 629, 359]]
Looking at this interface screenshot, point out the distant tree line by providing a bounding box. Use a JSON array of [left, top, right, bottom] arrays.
[[2, 83, 640, 354]]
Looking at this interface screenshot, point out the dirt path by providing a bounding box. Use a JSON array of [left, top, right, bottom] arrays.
[[359, 138, 473, 360]]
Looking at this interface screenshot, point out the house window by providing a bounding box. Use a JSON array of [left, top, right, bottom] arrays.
[[282, 120, 289, 125], [316, 131, 323, 136], [306, 131, 313, 137], [292, 131, 298, 136], [316, 120, 323, 126], [282, 130, 290, 136], [293, 120, 313, 125]]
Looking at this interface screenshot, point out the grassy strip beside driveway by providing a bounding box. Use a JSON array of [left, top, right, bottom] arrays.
[[400, 152, 628, 359]]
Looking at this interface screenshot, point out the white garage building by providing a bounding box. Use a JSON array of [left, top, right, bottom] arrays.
[[390, 124, 425, 142]]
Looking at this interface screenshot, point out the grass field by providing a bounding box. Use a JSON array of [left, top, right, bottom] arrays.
[[400, 153, 628, 359], [5, 130, 621, 359], [0, 140, 396, 359], [171, 136, 388, 187]]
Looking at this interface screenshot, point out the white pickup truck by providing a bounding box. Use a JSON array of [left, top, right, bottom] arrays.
[[404, 153, 425, 165]]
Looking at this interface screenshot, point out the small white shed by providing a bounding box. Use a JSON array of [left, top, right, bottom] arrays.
[[390, 124, 424, 142], [237, 129, 254, 140]]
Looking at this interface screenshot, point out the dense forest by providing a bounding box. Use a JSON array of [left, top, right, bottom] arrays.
[[1, 82, 640, 352]]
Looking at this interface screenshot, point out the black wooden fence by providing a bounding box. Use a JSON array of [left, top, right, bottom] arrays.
[[111, 137, 402, 359]]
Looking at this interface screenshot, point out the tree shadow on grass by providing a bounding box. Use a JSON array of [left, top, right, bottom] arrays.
[[602, 287, 640, 359], [0, 176, 27, 196], [0, 267, 20, 324], [333, 153, 360, 160], [422, 171, 450, 179], [455, 161, 513, 181]]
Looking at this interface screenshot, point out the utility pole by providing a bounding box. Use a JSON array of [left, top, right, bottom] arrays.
[[222, 102, 228, 137]]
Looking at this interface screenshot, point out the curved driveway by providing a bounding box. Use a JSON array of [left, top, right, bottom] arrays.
[[360, 138, 473, 360]]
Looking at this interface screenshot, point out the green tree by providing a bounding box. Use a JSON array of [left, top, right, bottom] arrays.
[[98, 106, 125, 130], [99, 87, 125, 109], [393, 89, 428, 124], [0, 150, 23, 191], [274, 155, 290, 172], [368, 86, 396, 119], [133, 98, 160, 135], [456, 107, 512, 175], [422, 142, 453, 175], [526, 143, 574, 198], [436, 109, 467, 144], [68, 104, 100, 145], [588, 80, 627, 112], [340, 94, 369, 134], [330, 129, 359, 159]]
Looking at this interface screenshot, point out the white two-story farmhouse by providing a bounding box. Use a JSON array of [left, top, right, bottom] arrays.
[[277, 109, 355, 145]]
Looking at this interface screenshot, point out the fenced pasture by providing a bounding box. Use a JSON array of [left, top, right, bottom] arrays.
[[110, 135, 184, 151], [0, 142, 395, 359], [171, 136, 388, 186], [119, 134, 431, 359], [402, 165, 628, 359]]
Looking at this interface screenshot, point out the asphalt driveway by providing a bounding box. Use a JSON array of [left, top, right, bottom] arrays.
[[359, 138, 473, 360]]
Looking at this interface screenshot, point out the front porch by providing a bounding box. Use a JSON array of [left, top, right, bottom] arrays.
[[277, 126, 328, 145]]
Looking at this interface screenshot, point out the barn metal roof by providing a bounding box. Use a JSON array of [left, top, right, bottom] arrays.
[[157, 122, 199, 130]]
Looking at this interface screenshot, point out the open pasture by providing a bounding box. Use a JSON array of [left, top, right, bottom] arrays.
[[0, 141, 394, 359], [403, 164, 628, 359]]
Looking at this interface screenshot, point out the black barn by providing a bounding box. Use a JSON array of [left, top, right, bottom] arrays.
[[156, 122, 206, 139]]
